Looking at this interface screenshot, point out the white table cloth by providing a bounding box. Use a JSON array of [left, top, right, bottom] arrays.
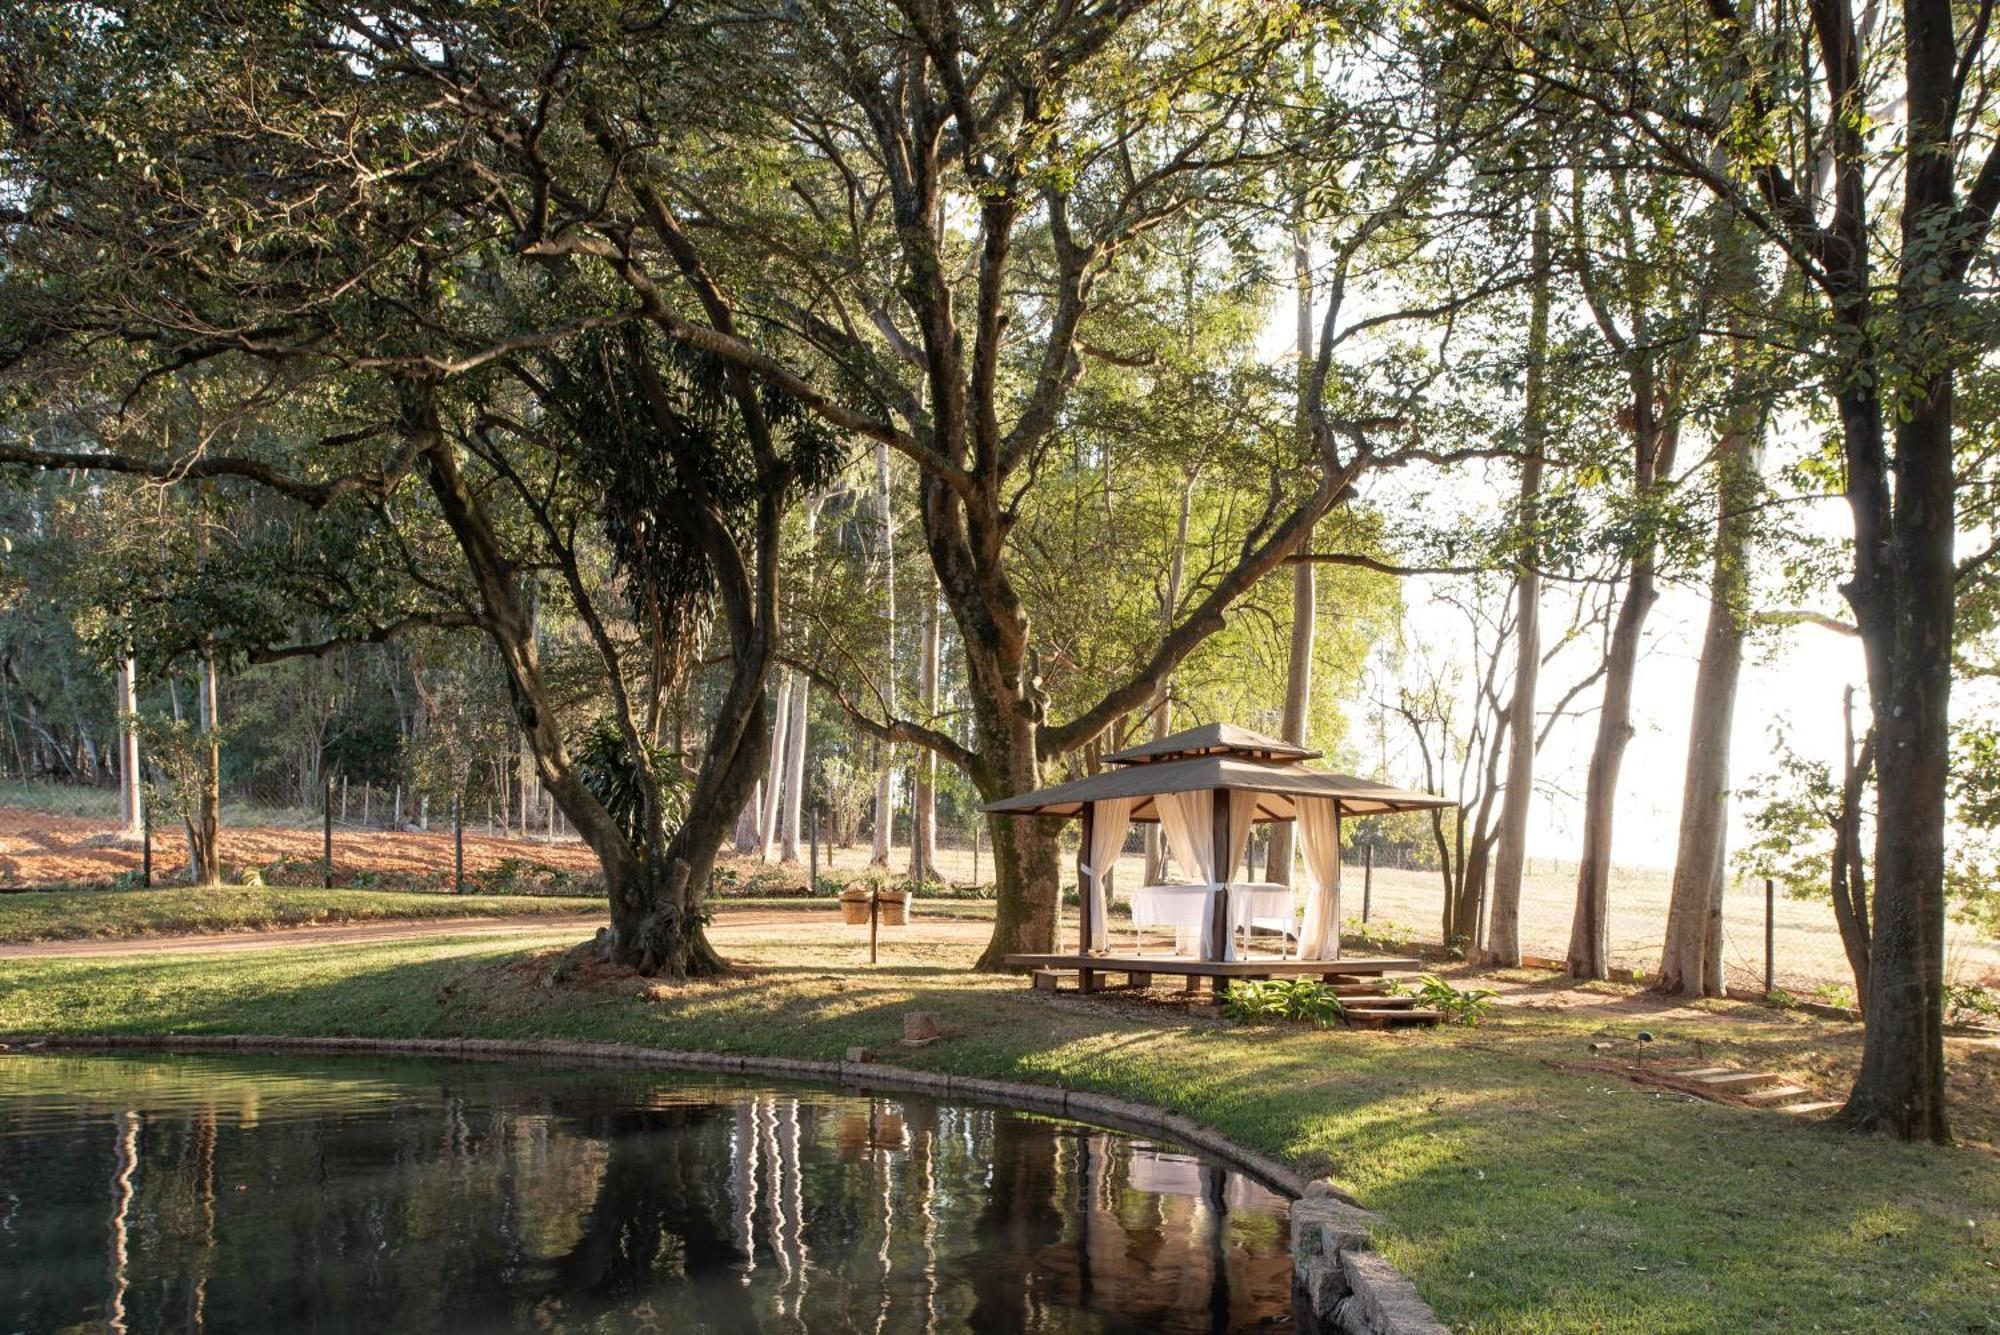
[[1130, 883, 1298, 960], [1130, 883, 1220, 955], [1226, 881, 1298, 955]]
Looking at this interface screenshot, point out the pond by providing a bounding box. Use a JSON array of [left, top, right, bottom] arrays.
[[0, 1051, 1296, 1333]]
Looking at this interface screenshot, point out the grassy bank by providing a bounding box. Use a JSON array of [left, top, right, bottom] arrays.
[[0, 918, 1993, 1333], [0, 885, 606, 941]]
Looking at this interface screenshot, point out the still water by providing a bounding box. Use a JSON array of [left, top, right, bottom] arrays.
[[0, 1052, 1295, 1333]]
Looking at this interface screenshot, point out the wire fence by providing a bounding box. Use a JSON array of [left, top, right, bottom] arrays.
[[3, 764, 1996, 999], [0, 766, 596, 898]]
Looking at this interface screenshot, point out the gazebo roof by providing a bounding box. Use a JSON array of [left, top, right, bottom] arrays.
[[979, 753, 1453, 822], [1103, 721, 1320, 766]]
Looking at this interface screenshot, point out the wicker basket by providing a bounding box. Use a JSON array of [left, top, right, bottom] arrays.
[[839, 887, 873, 925], [875, 888, 909, 926]]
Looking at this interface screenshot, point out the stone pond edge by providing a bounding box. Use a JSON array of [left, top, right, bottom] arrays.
[[7, 1030, 1449, 1334]]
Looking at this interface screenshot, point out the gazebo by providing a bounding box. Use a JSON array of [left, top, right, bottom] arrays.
[[982, 723, 1456, 995]]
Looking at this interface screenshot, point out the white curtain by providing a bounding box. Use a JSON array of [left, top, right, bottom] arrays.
[[1155, 790, 1214, 882], [1227, 790, 1258, 881], [1083, 798, 1136, 951], [1295, 796, 1343, 960]]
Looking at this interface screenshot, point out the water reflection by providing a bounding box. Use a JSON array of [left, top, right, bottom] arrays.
[[0, 1053, 1293, 1333]]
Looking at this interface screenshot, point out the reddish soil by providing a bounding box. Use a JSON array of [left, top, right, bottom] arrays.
[[0, 806, 602, 890]]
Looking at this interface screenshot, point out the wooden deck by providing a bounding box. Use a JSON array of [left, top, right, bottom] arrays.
[[1003, 953, 1420, 978]]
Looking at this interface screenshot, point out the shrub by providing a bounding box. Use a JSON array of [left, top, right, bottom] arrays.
[[1221, 978, 1347, 1029], [1944, 981, 2000, 1028], [1390, 973, 1497, 1027]]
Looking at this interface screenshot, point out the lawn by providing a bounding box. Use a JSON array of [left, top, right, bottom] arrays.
[[0, 885, 1008, 944], [0, 885, 605, 941], [0, 915, 1993, 1333]]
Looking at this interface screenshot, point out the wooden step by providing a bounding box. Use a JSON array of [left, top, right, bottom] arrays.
[[1671, 1066, 1733, 1078], [1738, 1084, 1810, 1104], [1691, 1070, 1783, 1091], [1776, 1100, 1843, 1117], [1345, 1006, 1441, 1027]]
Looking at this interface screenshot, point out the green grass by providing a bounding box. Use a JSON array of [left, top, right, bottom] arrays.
[[0, 885, 605, 941], [0, 925, 1992, 1332], [0, 888, 1002, 943]]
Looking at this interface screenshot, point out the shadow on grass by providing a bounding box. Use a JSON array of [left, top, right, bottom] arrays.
[[3, 939, 1995, 1334]]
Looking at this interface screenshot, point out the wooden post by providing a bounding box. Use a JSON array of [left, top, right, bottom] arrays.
[[1077, 801, 1096, 955], [1207, 789, 1231, 962], [1764, 876, 1776, 996], [809, 804, 819, 892], [322, 774, 334, 890], [1362, 844, 1374, 924], [141, 799, 153, 889], [869, 889, 880, 965], [453, 796, 465, 894], [972, 820, 981, 886]]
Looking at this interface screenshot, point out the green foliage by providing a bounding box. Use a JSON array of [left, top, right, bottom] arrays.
[[1221, 977, 1348, 1028], [1388, 973, 1497, 1027], [1944, 982, 2000, 1029], [1345, 916, 1415, 953], [129, 713, 221, 833], [574, 719, 685, 848]]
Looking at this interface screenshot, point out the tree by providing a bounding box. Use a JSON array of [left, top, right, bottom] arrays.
[[1487, 193, 1554, 967], [1452, 0, 2000, 1140], [0, 6, 843, 974], [1658, 244, 1774, 996]]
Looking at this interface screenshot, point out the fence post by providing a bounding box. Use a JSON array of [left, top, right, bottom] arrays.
[[141, 798, 153, 889], [454, 796, 465, 894], [322, 774, 334, 890], [809, 804, 818, 892], [1764, 876, 1776, 996], [1362, 845, 1373, 924]]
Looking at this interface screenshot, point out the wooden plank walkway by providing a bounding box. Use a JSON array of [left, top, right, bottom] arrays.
[[1003, 953, 1420, 978]]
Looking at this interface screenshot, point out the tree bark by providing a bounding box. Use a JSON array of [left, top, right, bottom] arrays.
[[1487, 196, 1552, 968], [1657, 356, 1763, 996]]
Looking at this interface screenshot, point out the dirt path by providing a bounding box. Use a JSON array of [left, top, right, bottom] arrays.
[[0, 905, 883, 960]]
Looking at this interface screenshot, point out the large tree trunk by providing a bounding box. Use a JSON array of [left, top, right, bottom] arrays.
[[116, 657, 142, 840], [418, 430, 729, 976], [1487, 196, 1552, 967], [1839, 0, 1957, 1142], [1844, 380, 1953, 1140], [1657, 374, 1762, 996], [909, 590, 940, 883]]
